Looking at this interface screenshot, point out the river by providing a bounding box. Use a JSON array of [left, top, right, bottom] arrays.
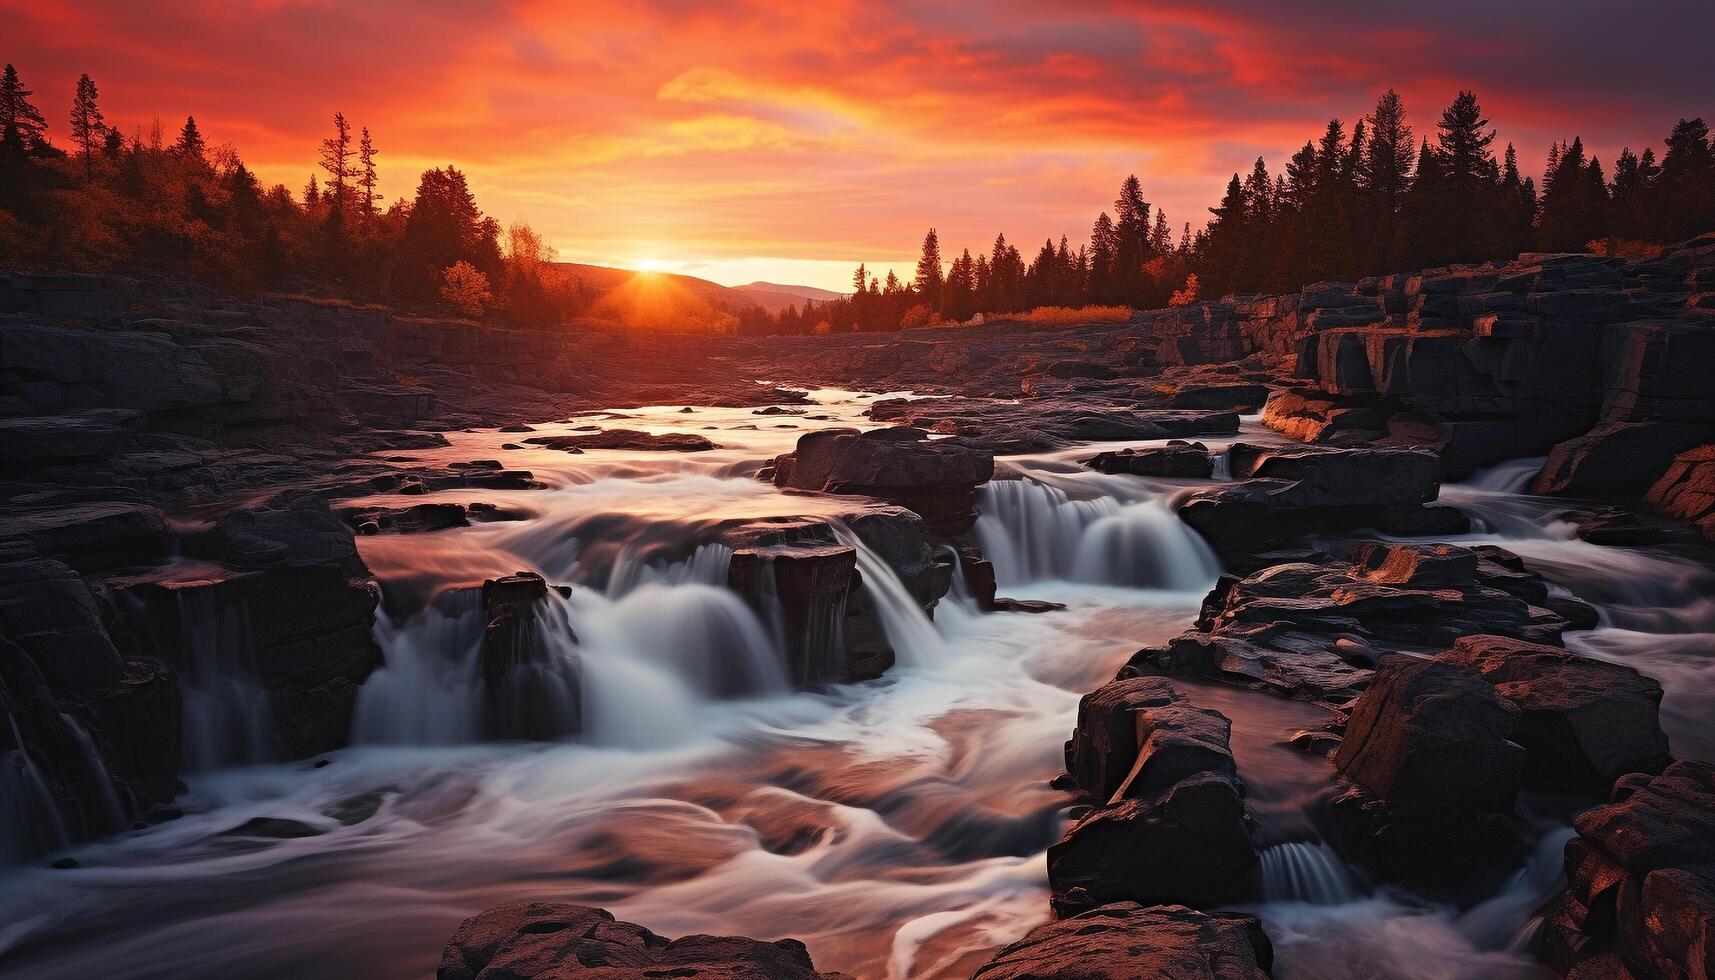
[[2, 388, 1709, 979]]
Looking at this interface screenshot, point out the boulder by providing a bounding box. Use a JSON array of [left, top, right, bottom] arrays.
[[1330, 656, 1524, 890], [1123, 632, 1370, 708], [1051, 680, 1255, 914], [725, 520, 860, 684], [4, 502, 172, 573], [524, 429, 718, 452], [1085, 441, 1213, 478], [0, 559, 127, 690], [1532, 421, 1714, 500], [1542, 762, 1715, 978], [438, 901, 838, 980], [1646, 444, 1715, 544], [972, 903, 1273, 980], [1436, 635, 1670, 793], [479, 572, 581, 740], [771, 427, 994, 535]]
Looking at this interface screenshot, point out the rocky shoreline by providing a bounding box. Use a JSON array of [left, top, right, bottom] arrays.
[[4, 235, 1714, 976]]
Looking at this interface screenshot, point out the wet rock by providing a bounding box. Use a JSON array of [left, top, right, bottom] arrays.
[[972, 902, 1273, 980], [725, 520, 861, 685], [339, 502, 470, 534], [0, 559, 127, 689], [0, 409, 136, 466], [1166, 383, 1271, 412], [1646, 444, 1715, 545], [479, 572, 581, 740], [217, 816, 324, 839], [1436, 635, 1670, 793], [3, 502, 172, 573], [1331, 656, 1524, 891], [1124, 633, 1370, 708], [525, 429, 718, 452], [771, 427, 994, 535], [438, 901, 838, 980], [1052, 680, 1256, 914], [1085, 441, 1213, 478], [1532, 421, 1714, 500], [1542, 762, 1715, 978], [867, 396, 1239, 455]]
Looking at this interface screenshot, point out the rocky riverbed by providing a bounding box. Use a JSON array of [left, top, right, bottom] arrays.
[[2, 236, 1713, 979]]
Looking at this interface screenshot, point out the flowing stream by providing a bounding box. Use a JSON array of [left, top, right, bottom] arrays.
[[1, 393, 1710, 979]]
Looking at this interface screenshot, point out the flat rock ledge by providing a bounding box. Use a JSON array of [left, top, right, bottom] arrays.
[[973, 902, 1273, 980], [439, 901, 846, 980]]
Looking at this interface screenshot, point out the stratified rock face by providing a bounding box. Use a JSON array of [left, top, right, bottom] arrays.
[[479, 572, 581, 740], [1541, 762, 1715, 979], [1330, 656, 1524, 891], [972, 902, 1273, 980], [1050, 678, 1256, 915], [1646, 444, 1715, 544], [725, 519, 860, 685], [1435, 635, 1671, 793], [771, 427, 994, 535], [438, 901, 839, 980]]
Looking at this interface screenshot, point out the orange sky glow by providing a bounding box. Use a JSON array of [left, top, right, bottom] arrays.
[[9, 0, 1713, 290]]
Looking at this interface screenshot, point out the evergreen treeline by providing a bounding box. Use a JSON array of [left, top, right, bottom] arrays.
[[0, 65, 588, 325], [745, 89, 1715, 335]]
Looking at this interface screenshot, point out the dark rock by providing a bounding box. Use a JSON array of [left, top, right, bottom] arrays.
[[525, 429, 718, 452], [1533, 422, 1713, 500], [1085, 441, 1213, 478], [3, 502, 171, 573], [1166, 382, 1271, 412], [218, 816, 324, 839], [1124, 632, 1369, 708], [1052, 680, 1255, 914], [1646, 444, 1715, 545], [771, 427, 994, 535], [339, 502, 470, 534], [725, 520, 860, 685], [1436, 635, 1670, 793], [438, 901, 837, 980], [1543, 762, 1715, 978], [1330, 656, 1524, 890], [972, 902, 1273, 980], [479, 572, 581, 740]]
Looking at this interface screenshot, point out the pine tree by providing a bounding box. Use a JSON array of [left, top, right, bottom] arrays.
[[1435, 91, 1500, 257], [1087, 212, 1117, 304], [913, 227, 945, 312], [1200, 174, 1249, 295], [357, 126, 379, 216], [175, 115, 205, 160], [1655, 118, 1715, 241], [1608, 146, 1659, 240], [0, 63, 49, 152], [1496, 143, 1536, 255], [69, 73, 105, 177], [320, 111, 354, 208], [1537, 136, 1608, 251], [1361, 89, 1413, 271], [1112, 174, 1152, 304]]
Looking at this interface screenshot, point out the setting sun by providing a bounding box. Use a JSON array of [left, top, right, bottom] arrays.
[[633, 257, 667, 273]]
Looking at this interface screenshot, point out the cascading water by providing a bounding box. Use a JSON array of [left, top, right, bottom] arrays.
[[1258, 841, 1364, 904], [58, 712, 127, 835], [833, 523, 949, 668], [2, 714, 69, 867], [175, 588, 273, 770], [354, 589, 486, 745], [973, 478, 1220, 590]]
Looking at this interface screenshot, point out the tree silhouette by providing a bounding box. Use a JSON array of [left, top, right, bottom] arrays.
[[175, 115, 205, 160], [0, 63, 49, 152], [913, 227, 945, 312], [358, 126, 379, 216], [69, 73, 105, 177]]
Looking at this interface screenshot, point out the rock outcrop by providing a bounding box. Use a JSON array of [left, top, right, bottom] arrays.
[[1540, 762, 1715, 979], [1647, 444, 1715, 544], [973, 903, 1273, 980], [1049, 677, 1256, 915], [1329, 656, 1525, 891], [438, 901, 842, 979], [768, 426, 994, 535], [478, 572, 581, 740]]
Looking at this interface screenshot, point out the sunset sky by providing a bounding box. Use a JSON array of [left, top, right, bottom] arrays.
[[9, 1, 1713, 290]]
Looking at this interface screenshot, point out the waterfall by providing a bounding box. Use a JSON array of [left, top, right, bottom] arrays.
[[584, 583, 790, 698], [353, 589, 486, 745], [2, 714, 69, 866], [59, 712, 127, 834], [1465, 457, 1548, 494], [973, 479, 1221, 590], [832, 524, 948, 669], [1259, 841, 1365, 904], [176, 588, 273, 771]]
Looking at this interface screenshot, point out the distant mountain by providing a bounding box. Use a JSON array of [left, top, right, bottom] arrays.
[[735, 281, 846, 304], [549, 263, 846, 321]]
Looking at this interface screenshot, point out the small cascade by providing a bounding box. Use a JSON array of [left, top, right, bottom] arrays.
[[606, 542, 734, 597], [974, 479, 1221, 590], [2, 714, 69, 866], [59, 711, 128, 834], [833, 524, 947, 668], [176, 587, 273, 770], [1259, 841, 1365, 904], [353, 589, 486, 745], [592, 583, 791, 698], [1465, 457, 1548, 494], [482, 586, 584, 742]]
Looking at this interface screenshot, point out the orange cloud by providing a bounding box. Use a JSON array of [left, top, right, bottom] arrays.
[[5, 0, 1712, 289]]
